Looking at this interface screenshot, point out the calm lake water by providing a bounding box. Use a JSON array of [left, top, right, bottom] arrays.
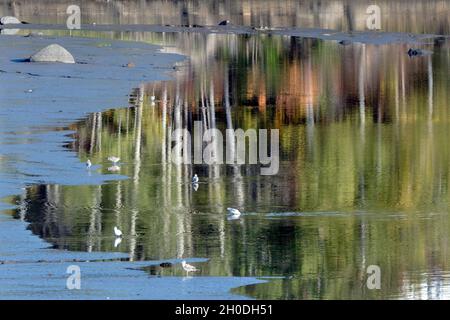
[[10, 30, 449, 299], [2, 0, 450, 299]]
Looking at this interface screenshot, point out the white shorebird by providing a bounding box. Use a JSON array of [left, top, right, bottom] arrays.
[[86, 159, 92, 169], [150, 95, 156, 102], [227, 207, 241, 219], [181, 260, 198, 275], [114, 226, 123, 237], [192, 174, 199, 184], [108, 156, 120, 164]]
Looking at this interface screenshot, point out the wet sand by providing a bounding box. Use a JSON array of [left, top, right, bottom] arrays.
[[0, 34, 266, 299]]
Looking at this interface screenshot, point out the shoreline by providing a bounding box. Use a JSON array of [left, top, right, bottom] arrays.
[[2, 23, 448, 45]]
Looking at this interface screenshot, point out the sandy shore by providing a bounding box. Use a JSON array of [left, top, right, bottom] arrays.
[[0, 34, 266, 299]]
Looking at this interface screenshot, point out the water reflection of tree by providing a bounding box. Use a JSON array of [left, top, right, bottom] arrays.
[[15, 33, 450, 299]]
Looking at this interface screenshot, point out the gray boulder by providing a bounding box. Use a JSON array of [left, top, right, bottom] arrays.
[[0, 16, 22, 24], [30, 44, 75, 64]]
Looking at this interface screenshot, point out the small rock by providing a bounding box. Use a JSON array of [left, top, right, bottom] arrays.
[[434, 36, 447, 46], [407, 48, 418, 56], [30, 44, 75, 64], [407, 48, 429, 57], [124, 62, 135, 68], [218, 20, 230, 26], [339, 40, 351, 46]]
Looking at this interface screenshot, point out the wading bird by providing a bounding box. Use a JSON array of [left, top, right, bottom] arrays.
[[108, 156, 120, 164], [192, 174, 199, 184], [227, 207, 241, 219], [114, 226, 123, 237], [181, 260, 198, 275]]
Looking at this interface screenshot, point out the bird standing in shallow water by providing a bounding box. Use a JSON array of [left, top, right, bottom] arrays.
[[227, 207, 241, 219], [108, 156, 120, 164], [114, 226, 122, 237], [181, 260, 198, 275], [192, 174, 199, 184], [86, 159, 92, 169], [107, 157, 121, 172]]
